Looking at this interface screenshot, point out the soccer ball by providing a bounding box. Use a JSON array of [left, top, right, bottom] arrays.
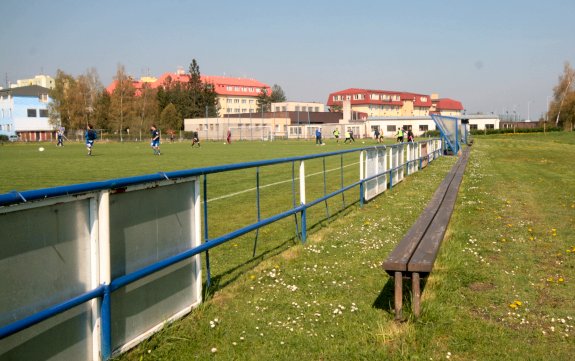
[[38, 147, 45, 152], [223, 142, 226, 144]]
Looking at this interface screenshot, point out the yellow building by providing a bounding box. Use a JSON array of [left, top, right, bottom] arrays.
[[10, 74, 55, 89], [327, 88, 463, 117], [150, 70, 271, 115], [271, 101, 327, 112]]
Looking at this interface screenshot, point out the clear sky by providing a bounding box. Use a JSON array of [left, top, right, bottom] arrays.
[[2, 0, 574, 119]]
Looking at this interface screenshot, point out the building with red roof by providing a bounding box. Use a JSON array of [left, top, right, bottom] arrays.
[[326, 88, 463, 118], [106, 69, 271, 115]]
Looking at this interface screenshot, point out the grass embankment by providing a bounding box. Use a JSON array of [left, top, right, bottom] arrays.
[[116, 132, 575, 361]]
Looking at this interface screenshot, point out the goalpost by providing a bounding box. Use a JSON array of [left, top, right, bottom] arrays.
[[227, 126, 274, 141]]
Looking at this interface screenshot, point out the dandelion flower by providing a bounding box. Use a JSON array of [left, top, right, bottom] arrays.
[[211, 347, 217, 353]]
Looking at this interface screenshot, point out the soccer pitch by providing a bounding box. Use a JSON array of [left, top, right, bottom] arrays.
[[0, 139, 379, 291], [0, 139, 372, 194]]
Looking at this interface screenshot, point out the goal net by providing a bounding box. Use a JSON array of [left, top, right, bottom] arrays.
[[227, 126, 274, 141]]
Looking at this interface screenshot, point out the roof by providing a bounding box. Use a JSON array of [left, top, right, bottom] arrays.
[[106, 73, 271, 97], [326, 88, 433, 107], [435, 98, 464, 111], [0, 85, 50, 97]]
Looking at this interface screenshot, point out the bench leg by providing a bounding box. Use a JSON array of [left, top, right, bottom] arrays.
[[412, 272, 421, 317], [394, 271, 403, 320]]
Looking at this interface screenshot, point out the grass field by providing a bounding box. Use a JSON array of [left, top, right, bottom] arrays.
[[3, 133, 574, 360], [0, 139, 372, 194], [111, 132, 573, 361]]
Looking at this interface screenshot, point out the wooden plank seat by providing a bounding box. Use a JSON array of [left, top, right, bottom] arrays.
[[383, 147, 471, 319]]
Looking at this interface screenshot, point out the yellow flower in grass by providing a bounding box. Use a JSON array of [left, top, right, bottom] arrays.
[[558, 277, 565, 283], [547, 277, 554, 282], [508, 300, 522, 309], [528, 228, 533, 233]]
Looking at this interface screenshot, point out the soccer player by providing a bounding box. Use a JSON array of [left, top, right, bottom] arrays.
[[150, 125, 161, 155], [191, 129, 201, 147], [85, 124, 97, 156]]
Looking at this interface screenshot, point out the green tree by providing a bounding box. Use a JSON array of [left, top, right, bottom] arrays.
[[109, 64, 136, 140], [188, 59, 219, 118], [156, 59, 219, 121], [270, 84, 287, 103], [548, 62, 575, 129], [256, 88, 272, 112], [134, 83, 159, 140], [160, 103, 182, 132], [93, 90, 111, 131], [49, 69, 76, 129]]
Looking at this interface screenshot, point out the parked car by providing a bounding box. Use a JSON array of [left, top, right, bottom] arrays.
[[8, 135, 19, 142]]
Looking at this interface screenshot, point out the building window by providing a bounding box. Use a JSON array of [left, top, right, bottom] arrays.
[[314, 107, 319, 112], [249, 100, 254, 104], [39, 109, 48, 117], [387, 125, 396, 132], [226, 86, 232, 91], [227, 99, 232, 103], [295, 106, 300, 111], [227, 108, 232, 113], [27, 109, 37, 117], [419, 125, 428, 131], [470, 124, 478, 130], [234, 99, 240, 103], [235, 108, 240, 113], [485, 124, 494, 129], [241, 99, 246, 104]]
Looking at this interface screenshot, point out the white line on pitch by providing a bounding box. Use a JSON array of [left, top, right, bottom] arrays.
[[206, 161, 360, 203]]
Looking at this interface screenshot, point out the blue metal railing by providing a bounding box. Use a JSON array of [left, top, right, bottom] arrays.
[[0, 140, 442, 360]]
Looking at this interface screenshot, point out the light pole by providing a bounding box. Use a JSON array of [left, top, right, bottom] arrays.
[[546, 95, 552, 123]]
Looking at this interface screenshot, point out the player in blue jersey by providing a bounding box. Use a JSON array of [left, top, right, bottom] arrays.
[[150, 124, 161, 155], [85, 124, 97, 156]]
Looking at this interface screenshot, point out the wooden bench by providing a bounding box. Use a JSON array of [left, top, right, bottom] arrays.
[[383, 147, 470, 319]]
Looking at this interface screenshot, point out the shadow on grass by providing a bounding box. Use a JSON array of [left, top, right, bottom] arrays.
[[202, 200, 360, 300], [372, 275, 429, 319]]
